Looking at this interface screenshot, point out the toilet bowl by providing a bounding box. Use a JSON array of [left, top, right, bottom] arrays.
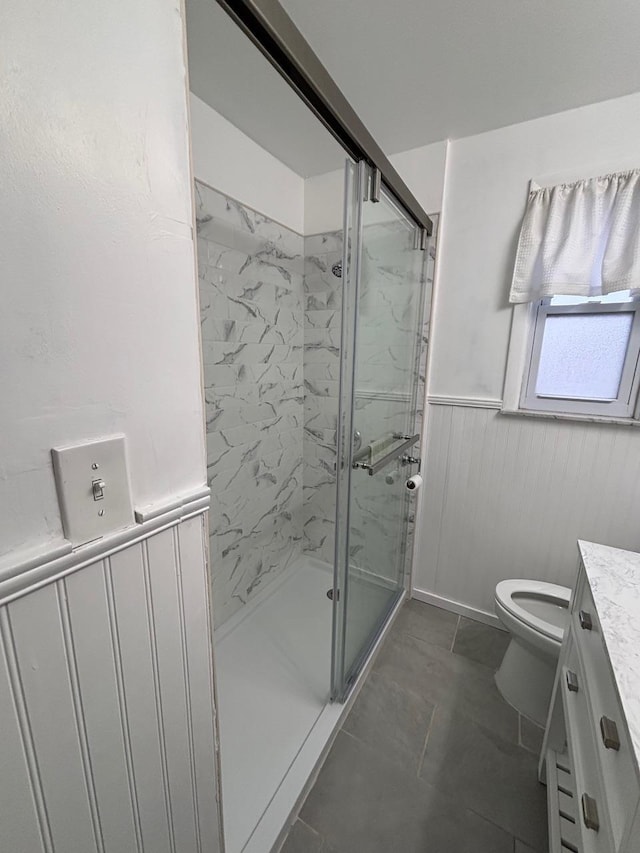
[[494, 579, 571, 727]]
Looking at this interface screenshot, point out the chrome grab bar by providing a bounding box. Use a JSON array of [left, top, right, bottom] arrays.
[[352, 434, 420, 476]]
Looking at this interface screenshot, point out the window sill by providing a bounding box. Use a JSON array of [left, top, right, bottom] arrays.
[[500, 407, 640, 428]]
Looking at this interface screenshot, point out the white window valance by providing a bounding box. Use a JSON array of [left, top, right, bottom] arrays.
[[509, 168, 640, 303]]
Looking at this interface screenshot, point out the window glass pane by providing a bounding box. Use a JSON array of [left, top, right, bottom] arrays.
[[535, 312, 633, 400]]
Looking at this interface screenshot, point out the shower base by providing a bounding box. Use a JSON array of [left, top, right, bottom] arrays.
[[214, 554, 400, 853]]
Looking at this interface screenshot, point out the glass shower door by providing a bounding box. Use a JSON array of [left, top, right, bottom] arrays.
[[331, 162, 427, 700]]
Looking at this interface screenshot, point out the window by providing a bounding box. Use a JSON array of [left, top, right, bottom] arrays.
[[520, 291, 640, 419], [504, 167, 640, 422]]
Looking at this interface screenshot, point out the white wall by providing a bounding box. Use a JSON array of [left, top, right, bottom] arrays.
[[415, 404, 640, 619], [414, 92, 640, 617], [190, 94, 305, 233], [0, 514, 221, 852], [304, 140, 448, 233], [0, 0, 205, 561], [429, 91, 640, 401], [189, 96, 448, 237]]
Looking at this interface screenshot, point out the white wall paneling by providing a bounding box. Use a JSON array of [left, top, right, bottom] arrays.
[[414, 403, 640, 618], [0, 501, 222, 853]]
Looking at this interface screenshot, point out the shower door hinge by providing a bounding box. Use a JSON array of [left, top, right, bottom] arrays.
[[370, 167, 381, 203]]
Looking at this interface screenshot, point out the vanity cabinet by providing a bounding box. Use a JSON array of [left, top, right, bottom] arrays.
[[541, 541, 640, 853]]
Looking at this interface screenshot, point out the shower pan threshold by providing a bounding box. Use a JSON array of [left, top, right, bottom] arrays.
[[214, 555, 406, 853]]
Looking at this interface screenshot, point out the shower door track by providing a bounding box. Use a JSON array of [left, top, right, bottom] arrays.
[[214, 0, 433, 237]]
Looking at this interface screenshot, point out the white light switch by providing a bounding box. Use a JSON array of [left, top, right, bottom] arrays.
[[51, 435, 134, 546]]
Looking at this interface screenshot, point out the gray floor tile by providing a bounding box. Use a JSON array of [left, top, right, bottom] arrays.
[[391, 599, 458, 650], [342, 669, 434, 772], [515, 839, 547, 853], [452, 616, 510, 671], [301, 730, 513, 853], [280, 819, 323, 853], [419, 706, 548, 850], [373, 629, 519, 742], [520, 715, 545, 755]]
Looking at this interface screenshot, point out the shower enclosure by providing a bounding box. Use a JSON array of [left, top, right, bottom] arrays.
[[194, 159, 430, 852], [186, 2, 434, 849]]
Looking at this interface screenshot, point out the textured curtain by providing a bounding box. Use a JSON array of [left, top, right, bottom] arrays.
[[509, 169, 640, 303]]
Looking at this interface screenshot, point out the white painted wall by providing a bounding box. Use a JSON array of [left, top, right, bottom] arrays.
[[429, 91, 640, 401], [190, 94, 305, 233], [190, 95, 448, 237], [304, 140, 448, 233], [414, 92, 640, 615], [0, 0, 206, 562]]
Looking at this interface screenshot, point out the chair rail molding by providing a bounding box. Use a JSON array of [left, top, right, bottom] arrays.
[[0, 486, 210, 607], [427, 394, 503, 409]]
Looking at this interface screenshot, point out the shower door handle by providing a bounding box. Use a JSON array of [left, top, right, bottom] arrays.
[[352, 434, 420, 476]]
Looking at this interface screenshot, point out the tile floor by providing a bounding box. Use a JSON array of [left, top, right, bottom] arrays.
[[280, 600, 548, 853]]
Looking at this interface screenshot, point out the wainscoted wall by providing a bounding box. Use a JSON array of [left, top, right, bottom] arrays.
[[414, 95, 640, 620], [0, 511, 221, 853], [302, 231, 343, 565], [416, 403, 640, 618], [196, 181, 305, 627]]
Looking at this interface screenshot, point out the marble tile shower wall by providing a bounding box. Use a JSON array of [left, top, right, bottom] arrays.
[[196, 181, 305, 626], [302, 231, 344, 566], [195, 177, 437, 626]]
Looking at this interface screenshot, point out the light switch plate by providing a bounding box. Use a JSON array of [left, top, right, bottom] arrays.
[[51, 435, 134, 546]]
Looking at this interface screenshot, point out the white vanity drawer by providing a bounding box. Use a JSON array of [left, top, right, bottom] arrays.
[[562, 638, 614, 853], [573, 572, 640, 847]]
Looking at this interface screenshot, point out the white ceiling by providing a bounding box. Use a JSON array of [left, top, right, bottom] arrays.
[[186, 0, 640, 178]]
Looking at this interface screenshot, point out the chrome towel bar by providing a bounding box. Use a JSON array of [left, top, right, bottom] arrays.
[[352, 434, 420, 476]]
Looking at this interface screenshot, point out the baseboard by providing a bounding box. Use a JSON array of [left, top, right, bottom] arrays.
[[411, 587, 504, 630]]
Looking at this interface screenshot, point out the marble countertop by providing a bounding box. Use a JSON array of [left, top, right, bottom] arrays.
[[578, 540, 640, 775]]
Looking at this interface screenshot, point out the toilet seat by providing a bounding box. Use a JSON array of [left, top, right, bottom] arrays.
[[495, 579, 571, 645]]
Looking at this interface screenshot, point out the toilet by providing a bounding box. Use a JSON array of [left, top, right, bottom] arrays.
[[494, 579, 572, 727]]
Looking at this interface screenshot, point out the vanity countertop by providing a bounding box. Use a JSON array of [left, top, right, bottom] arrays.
[[578, 540, 640, 775]]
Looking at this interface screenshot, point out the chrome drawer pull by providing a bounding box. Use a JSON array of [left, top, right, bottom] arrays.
[[581, 793, 600, 831], [579, 610, 593, 630], [600, 716, 621, 750], [566, 670, 579, 693]]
